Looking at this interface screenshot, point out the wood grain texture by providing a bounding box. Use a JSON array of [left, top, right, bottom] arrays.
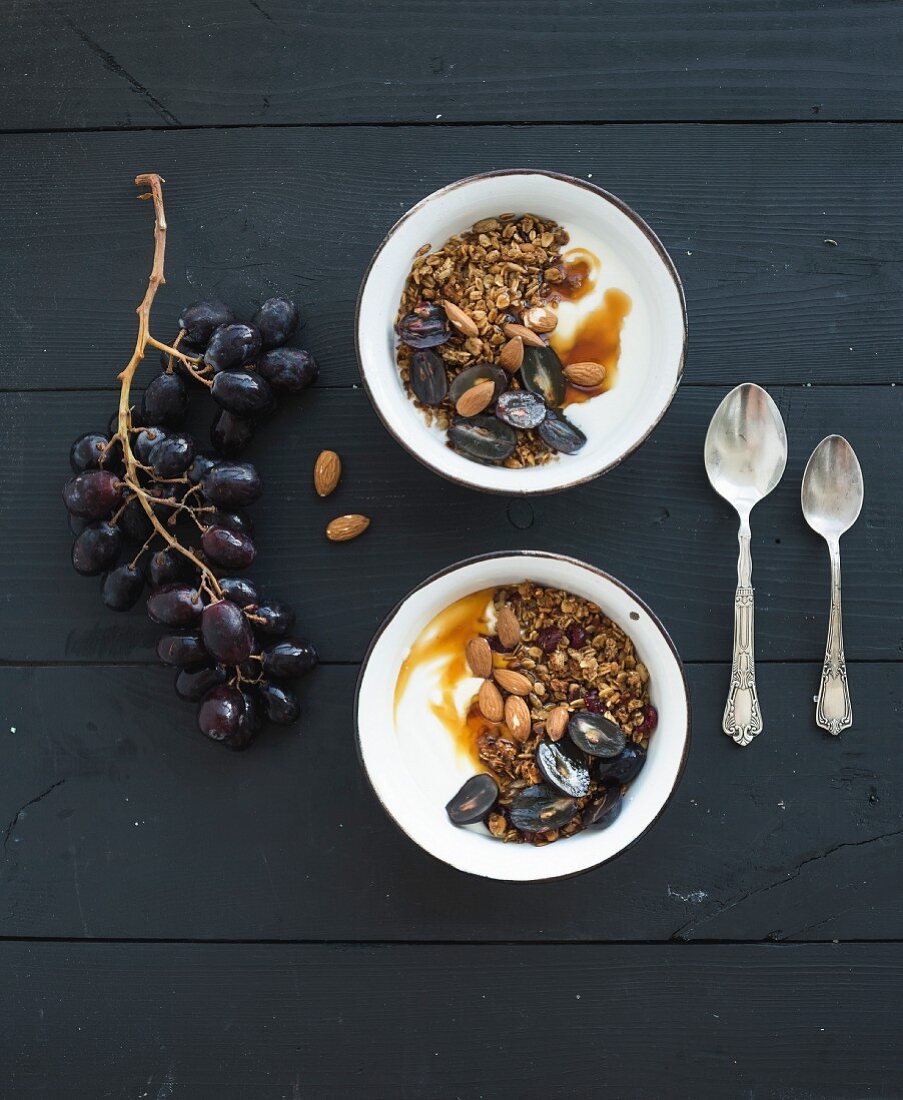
[[5, 386, 899, 664], [2, 0, 903, 128], [2, 663, 900, 942], [4, 940, 901, 1097], [2, 125, 902, 390]]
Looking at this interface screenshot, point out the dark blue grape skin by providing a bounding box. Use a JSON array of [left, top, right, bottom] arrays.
[[210, 509, 253, 536], [200, 599, 254, 664], [218, 577, 258, 608], [148, 432, 195, 478], [257, 680, 300, 725], [134, 426, 169, 464], [210, 409, 255, 456], [239, 687, 263, 734], [120, 498, 152, 543], [146, 583, 203, 627], [204, 324, 262, 372], [256, 348, 318, 394], [156, 633, 208, 667], [187, 453, 218, 485], [142, 372, 188, 427], [176, 664, 227, 702], [201, 462, 263, 507], [62, 470, 123, 519], [70, 432, 110, 473], [446, 773, 499, 826], [178, 300, 235, 346], [253, 297, 299, 349], [200, 526, 257, 570], [583, 784, 623, 829], [261, 639, 318, 679], [211, 369, 275, 416], [598, 741, 647, 784], [197, 684, 255, 748], [147, 549, 191, 591], [101, 563, 145, 611], [252, 600, 294, 637], [68, 513, 91, 536], [72, 521, 122, 576]]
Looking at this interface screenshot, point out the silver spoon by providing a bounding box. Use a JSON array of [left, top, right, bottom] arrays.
[[801, 435, 863, 735], [705, 384, 788, 746]]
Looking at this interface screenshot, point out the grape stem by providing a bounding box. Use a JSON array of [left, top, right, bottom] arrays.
[[115, 174, 222, 601]]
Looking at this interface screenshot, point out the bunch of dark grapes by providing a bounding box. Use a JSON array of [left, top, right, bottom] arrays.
[[62, 293, 319, 750]]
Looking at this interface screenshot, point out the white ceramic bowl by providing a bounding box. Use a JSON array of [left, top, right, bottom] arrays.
[[355, 552, 690, 881], [356, 170, 687, 495]]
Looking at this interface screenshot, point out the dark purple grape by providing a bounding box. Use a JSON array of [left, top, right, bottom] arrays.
[[176, 663, 227, 702], [396, 305, 450, 349], [188, 453, 218, 485], [70, 432, 109, 473], [148, 432, 194, 478], [258, 680, 300, 725], [142, 372, 188, 427], [599, 741, 647, 784], [121, 497, 152, 543], [239, 687, 263, 733], [62, 470, 123, 519], [197, 684, 254, 748], [202, 462, 262, 507], [101, 563, 145, 610], [210, 409, 255, 456], [147, 583, 202, 627], [253, 297, 299, 349], [210, 509, 253, 536], [252, 600, 294, 637], [71, 521, 121, 576], [211, 369, 275, 417], [218, 577, 258, 607], [583, 784, 623, 829], [201, 599, 254, 664], [68, 514, 91, 536], [134, 426, 169, 464], [262, 639, 318, 679], [204, 323, 261, 371], [159, 338, 205, 371], [156, 633, 207, 667], [446, 774, 498, 826], [409, 349, 448, 406], [256, 348, 318, 394], [179, 300, 235, 346], [147, 549, 186, 587], [201, 526, 256, 570]]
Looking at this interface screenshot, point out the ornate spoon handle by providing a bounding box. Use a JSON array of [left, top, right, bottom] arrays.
[[816, 542, 852, 735], [723, 524, 763, 746]]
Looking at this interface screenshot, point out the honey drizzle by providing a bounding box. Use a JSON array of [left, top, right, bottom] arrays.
[[393, 589, 496, 767], [546, 248, 632, 408]]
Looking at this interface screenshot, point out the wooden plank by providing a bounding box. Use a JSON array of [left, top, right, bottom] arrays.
[[4, 941, 901, 1097], [2, 663, 901, 942], [1, 124, 902, 390], [3, 386, 898, 664], [2, 1, 903, 129]]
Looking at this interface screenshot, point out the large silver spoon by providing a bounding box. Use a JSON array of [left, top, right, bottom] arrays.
[[801, 435, 863, 735], [705, 384, 788, 746]]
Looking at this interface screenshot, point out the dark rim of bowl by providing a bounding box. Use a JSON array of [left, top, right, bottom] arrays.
[[354, 168, 689, 497], [353, 549, 693, 883]]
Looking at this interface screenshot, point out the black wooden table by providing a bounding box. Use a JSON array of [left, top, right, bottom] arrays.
[[3, 3, 902, 1096]]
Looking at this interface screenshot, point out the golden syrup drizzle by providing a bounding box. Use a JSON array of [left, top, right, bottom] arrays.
[[393, 589, 495, 767], [546, 248, 632, 408]]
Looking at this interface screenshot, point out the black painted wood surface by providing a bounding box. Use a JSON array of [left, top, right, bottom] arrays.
[[4, 1, 903, 1095]]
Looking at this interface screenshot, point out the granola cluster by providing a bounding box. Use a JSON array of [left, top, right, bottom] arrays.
[[395, 213, 571, 467]]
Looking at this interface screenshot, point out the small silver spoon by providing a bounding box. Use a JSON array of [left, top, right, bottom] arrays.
[[801, 435, 863, 735], [705, 384, 788, 746]]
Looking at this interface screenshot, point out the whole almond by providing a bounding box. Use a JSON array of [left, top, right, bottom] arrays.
[[496, 606, 521, 649], [478, 679, 504, 722], [465, 635, 493, 679], [505, 695, 531, 742], [522, 306, 558, 333], [503, 322, 545, 348], [564, 361, 607, 388], [442, 300, 479, 338], [455, 380, 495, 418], [497, 335, 524, 373], [546, 705, 569, 742], [326, 514, 370, 542], [494, 668, 532, 696], [314, 449, 341, 497]]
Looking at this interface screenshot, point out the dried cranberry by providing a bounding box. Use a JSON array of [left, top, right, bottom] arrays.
[[567, 624, 587, 648], [536, 626, 563, 653], [584, 690, 602, 714], [637, 704, 659, 735], [487, 634, 510, 653]]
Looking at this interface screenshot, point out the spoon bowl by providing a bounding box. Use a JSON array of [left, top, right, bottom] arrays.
[[705, 384, 788, 516], [802, 435, 864, 543]]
